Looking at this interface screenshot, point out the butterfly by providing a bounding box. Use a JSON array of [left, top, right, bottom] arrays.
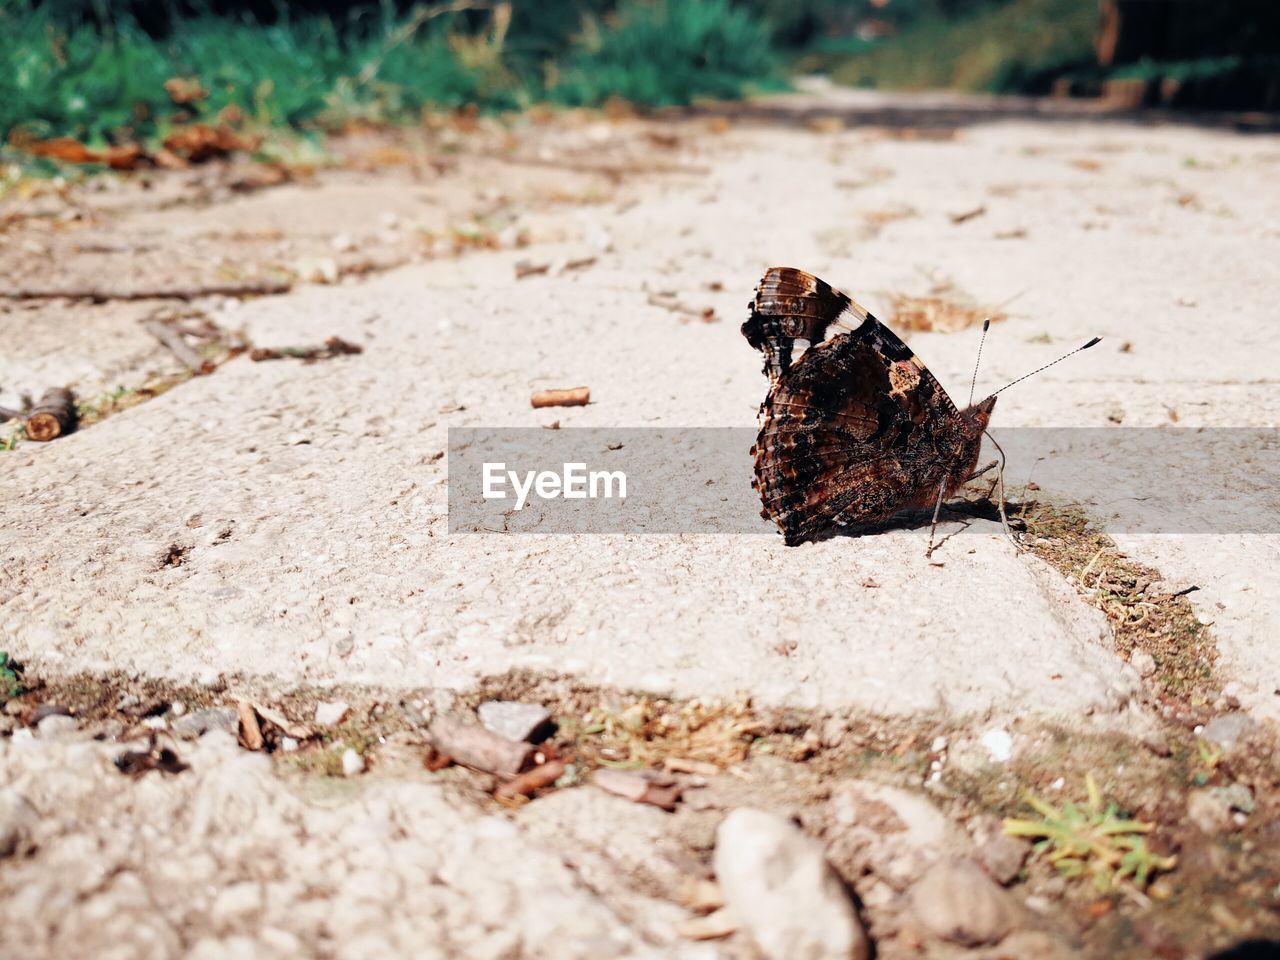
[[744, 267, 1085, 548]]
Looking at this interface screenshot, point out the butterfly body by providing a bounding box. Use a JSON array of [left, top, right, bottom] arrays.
[[745, 267, 996, 546]]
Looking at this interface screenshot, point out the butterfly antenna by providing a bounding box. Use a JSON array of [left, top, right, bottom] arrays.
[[985, 337, 1101, 400], [967, 317, 991, 408]]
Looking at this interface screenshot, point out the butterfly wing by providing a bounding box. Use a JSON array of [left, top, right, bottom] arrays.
[[753, 304, 969, 545], [742, 267, 871, 385]]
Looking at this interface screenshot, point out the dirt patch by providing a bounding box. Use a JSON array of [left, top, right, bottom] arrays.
[[1019, 501, 1219, 707], [890, 293, 1008, 334], [6, 664, 1277, 958]]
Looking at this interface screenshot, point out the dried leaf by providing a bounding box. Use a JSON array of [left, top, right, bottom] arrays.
[[678, 877, 725, 914], [114, 735, 189, 778], [662, 757, 720, 777], [237, 699, 264, 751], [19, 137, 145, 170], [675, 907, 737, 940], [244, 700, 312, 740], [163, 125, 257, 163], [164, 76, 209, 104]]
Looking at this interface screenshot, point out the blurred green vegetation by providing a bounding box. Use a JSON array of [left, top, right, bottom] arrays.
[[3, 0, 1276, 151], [556, 0, 780, 106], [0, 0, 783, 146], [813, 0, 1098, 93]]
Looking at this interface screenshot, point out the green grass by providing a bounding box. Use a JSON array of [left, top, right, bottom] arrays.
[[1004, 772, 1178, 892], [555, 0, 781, 107], [0, 652, 21, 700], [823, 0, 1097, 93], [0, 0, 782, 147]]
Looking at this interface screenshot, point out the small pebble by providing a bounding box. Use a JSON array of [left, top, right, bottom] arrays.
[[197, 670, 225, 691], [341, 748, 364, 777], [1130, 650, 1157, 678], [477, 701, 551, 743], [94, 719, 125, 741], [819, 716, 847, 748], [1200, 713, 1257, 751], [314, 701, 350, 727], [970, 816, 1030, 885], [980, 729, 1013, 763], [170, 701, 187, 717], [36, 714, 79, 740], [172, 707, 239, 740], [1024, 895, 1053, 914], [910, 859, 1020, 947], [280, 737, 300, 753], [0, 790, 37, 858]]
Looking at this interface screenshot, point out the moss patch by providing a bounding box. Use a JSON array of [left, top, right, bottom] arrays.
[[1019, 501, 1218, 704]]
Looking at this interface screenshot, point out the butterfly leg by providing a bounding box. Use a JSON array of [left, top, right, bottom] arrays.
[[925, 476, 949, 558], [983, 431, 1021, 554], [964, 459, 999, 495]]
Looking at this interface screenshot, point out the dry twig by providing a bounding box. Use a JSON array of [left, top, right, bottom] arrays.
[[647, 293, 717, 323], [0, 279, 292, 302], [530, 387, 590, 408], [465, 149, 710, 181], [949, 205, 987, 225], [494, 759, 566, 801], [249, 336, 363, 362], [25, 388, 77, 442], [143, 317, 215, 375]]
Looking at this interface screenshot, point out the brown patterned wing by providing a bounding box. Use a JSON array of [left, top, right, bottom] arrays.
[[742, 267, 870, 385], [752, 317, 968, 545]]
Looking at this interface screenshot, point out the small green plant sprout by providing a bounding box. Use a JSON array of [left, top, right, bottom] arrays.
[[1, 651, 22, 699], [1003, 772, 1177, 892]]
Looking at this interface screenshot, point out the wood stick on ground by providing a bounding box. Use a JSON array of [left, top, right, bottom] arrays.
[[465, 149, 711, 181], [249, 336, 363, 363], [0, 405, 24, 423], [427, 716, 534, 778], [530, 386, 590, 408], [24, 388, 77, 442], [646, 293, 717, 323], [949, 205, 987, 225], [494, 759, 566, 801], [0, 278, 292, 302], [237, 700, 264, 751], [514, 256, 596, 280], [143, 317, 216, 375]]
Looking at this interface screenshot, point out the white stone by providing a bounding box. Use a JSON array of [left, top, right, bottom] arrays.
[[477, 701, 550, 742], [714, 808, 869, 960], [980, 729, 1013, 763], [36, 714, 79, 740], [314, 701, 350, 727], [910, 859, 1020, 947], [341, 748, 364, 778], [1130, 650, 1157, 678]]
